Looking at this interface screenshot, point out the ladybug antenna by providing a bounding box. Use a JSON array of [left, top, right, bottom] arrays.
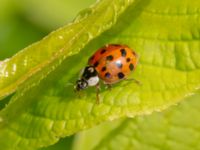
[[65, 82, 74, 87]]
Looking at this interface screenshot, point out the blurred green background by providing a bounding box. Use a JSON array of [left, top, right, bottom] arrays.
[[0, 0, 96, 60]]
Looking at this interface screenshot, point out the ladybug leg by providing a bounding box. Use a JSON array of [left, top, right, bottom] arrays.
[[125, 78, 142, 86], [132, 78, 141, 85], [105, 84, 112, 91], [95, 83, 100, 104], [77, 91, 82, 98], [74, 88, 82, 98]]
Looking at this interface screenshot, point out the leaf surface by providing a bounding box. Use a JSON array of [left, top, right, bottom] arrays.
[[75, 92, 200, 150]]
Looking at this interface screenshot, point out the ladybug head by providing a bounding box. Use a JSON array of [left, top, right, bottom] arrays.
[[75, 66, 99, 91], [75, 78, 88, 91]]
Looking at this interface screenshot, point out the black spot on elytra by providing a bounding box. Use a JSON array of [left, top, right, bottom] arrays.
[[106, 55, 113, 61], [120, 49, 127, 57], [101, 66, 106, 72], [132, 51, 137, 56], [126, 58, 131, 62], [118, 72, 125, 79], [100, 49, 106, 54], [105, 72, 111, 78], [94, 61, 99, 67], [115, 61, 123, 68], [129, 63, 134, 71], [89, 55, 95, 61]]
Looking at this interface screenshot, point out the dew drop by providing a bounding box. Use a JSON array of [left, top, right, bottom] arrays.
[[5, 71, 9, 77], [58, 35, 64, 40], [11, 64, 17, 75]]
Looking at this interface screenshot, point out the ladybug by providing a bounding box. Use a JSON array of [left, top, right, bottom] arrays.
[[75, 44, 139, 104]]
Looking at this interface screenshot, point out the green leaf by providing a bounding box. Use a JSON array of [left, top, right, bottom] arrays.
[[0, 0, 133, 99], [0, 0, 200, 149], [72, 119, 124, 150], [40, 136, 74, 150], [75, 92, 200, 150]]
